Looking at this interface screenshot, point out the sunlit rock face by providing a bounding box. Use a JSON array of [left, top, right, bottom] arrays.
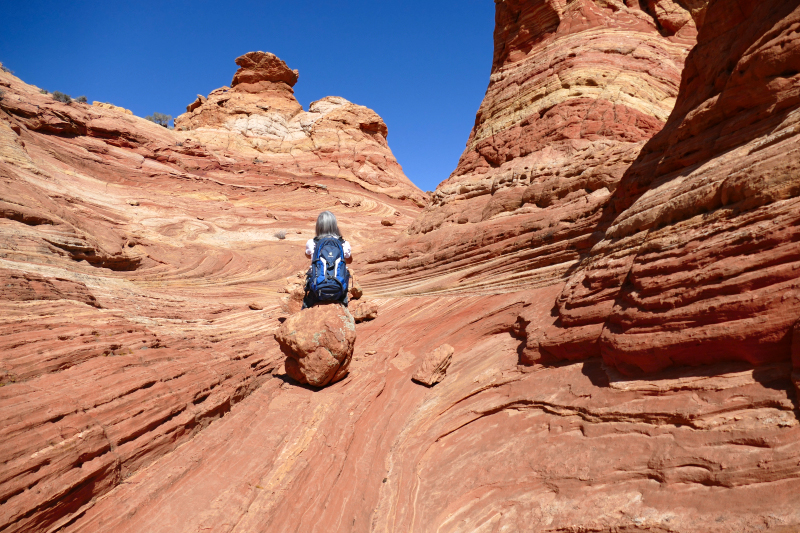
[[362, 0, 703, 296], [0, 55, 421, 532], [2, 3, 800, 532], [175, 51, 426, 207]]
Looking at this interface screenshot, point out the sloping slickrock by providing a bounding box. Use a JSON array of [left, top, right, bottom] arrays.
[[175, 51, 426, 207], [2, 3, 800, 531], [539, 0, 800, 374], [275, 304, 356, 387], [411, 343, 454, 386], [0, 57, 421, 532], [362, 0, 702, 296], [56, 288, 800, 533]]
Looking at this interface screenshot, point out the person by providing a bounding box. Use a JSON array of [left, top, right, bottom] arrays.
[[303, 211, 352, 309]]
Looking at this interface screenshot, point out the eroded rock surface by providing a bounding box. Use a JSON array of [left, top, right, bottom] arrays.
[[363, 0, 703, 296], [1, 2, 800, 532], [539, 0, 800, 375], [411, 343, 453, 386], [0, 54, 421, 532], [351, 300, 378, 323], [275, 303, 356, 387], [175, 52, 426, 207]]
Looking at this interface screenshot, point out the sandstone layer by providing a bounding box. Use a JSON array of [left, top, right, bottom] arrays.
[[0, 58, 422, 532], [538, 0, 800, 376], [1, 3, 800, 532], [363, 0, 703, 295]]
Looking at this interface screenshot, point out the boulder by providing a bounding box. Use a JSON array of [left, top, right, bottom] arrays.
[[275, 304, 356, 387], [280, 271, 307, 314], [231, 51, 299, 89], [412, 344, 454, 387], [351, 300, 378, 323]]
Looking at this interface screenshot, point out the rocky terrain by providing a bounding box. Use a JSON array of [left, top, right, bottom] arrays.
[[1, 0, 799, 531]]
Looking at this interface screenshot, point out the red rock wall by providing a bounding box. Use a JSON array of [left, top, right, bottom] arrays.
[[362, 0, 701, 296], [539, 0, 800, 375], [2, 4, 800, 531]]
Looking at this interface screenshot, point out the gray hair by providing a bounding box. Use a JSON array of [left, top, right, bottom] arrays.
[[315, 210, 342, 238]]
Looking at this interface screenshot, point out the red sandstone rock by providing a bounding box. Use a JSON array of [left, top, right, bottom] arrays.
[[411, 343, 454, 386], [540, 0, 800, 375], [275, 304, 356, 387], [54, 290, 800, 533], [363, 0, 699, 296], [1, 3, 800, 531], [348, 273, 363, 300], [351, 300, 378, 323], [231, 51, 299, 90], [0, 58, 421, 532]]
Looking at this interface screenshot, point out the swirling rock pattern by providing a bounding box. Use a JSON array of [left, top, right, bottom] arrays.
[[540, 0, 800, 375], [362, 0, 702, 296], [2, 2, 800, 532], [0, 58, 421, 532]]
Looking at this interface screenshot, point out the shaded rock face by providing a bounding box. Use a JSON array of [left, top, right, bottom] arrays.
[[362, 0, 703, 296], [539, 0, 800, 374], [275, 304, 356, 387], [175, 52, 424, 207]]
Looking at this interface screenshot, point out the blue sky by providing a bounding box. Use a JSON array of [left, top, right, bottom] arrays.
[[0, 0, 495, 192]]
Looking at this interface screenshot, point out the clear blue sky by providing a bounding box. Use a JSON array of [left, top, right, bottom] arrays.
[[0, 0, 495, 192]]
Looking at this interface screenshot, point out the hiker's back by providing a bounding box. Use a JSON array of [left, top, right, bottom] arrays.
[[307, 235, 350, 304]]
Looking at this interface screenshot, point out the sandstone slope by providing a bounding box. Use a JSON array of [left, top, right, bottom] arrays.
[[1, 1, 800, 532], [0, 56, 422, 532]]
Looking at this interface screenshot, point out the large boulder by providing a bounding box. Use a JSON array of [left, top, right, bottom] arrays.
[[275, 304, 356, 387]]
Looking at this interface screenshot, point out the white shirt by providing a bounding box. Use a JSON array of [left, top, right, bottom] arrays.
[[306, 238, 351, 258]]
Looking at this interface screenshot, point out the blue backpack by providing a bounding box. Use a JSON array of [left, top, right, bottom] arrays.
[[308, 236, 350, 302]]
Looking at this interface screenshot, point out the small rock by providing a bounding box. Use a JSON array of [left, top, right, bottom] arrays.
[[127, 199, 140, 206], [280, 271, 307, 315], [248, 303, 263, 310], [351, 301, 378, 323], [381, 219, 395, 226], [186, 94, 207, 113], [349, 275, 363, 301], [412, 344, 454, 387], [364, 350, 377, 356]]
